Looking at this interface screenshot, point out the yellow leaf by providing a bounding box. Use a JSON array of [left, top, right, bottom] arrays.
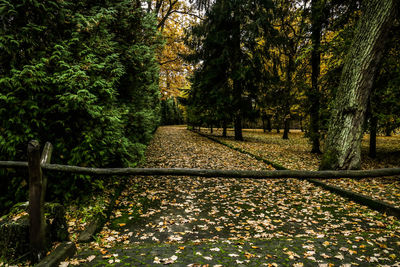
[[119, 223, 126, 227], [349, 250, 357, 255], [378, 243, 387, 248], [215, 227, 222, 232], [179, 246, 185, 250], [244, 252, 254, 259]]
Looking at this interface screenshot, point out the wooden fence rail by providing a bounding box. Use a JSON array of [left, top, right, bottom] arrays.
[[2, 161, 400, 179], [1, 140, 400, 262]]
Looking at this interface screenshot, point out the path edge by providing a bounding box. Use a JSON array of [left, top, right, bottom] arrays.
[[36, 176, 129, 265], [191, 129, 400, 220], [35, 242, 76, 267]]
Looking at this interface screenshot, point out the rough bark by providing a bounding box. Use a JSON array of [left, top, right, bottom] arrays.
[[320, 0, 398, 170]]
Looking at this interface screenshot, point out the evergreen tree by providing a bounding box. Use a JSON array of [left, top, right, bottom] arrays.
[[0, 0, 161, 213], [186, 0, 275, 140]]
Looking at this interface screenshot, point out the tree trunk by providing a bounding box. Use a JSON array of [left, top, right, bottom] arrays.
[[234, 114, 243, 141], [232, 6, 243, 142], [320, 0, 397, 170], [309, 0, 323, 154], [282, 50, 294, 140], [262, 116, 266, 132], [385, 126, 392, 136], [283, 118, 290, 139], [267, 116, 272, 132], [300, 118, 304, 132], [210, 125, 213, 134], [369, 115, 377, 158]]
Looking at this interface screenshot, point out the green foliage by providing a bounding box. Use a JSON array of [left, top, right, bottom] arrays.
[[160, 98, 184, 125], [185, 0, 275, 129], [0, 0, 161, 214], [370, 27, 400, 136]]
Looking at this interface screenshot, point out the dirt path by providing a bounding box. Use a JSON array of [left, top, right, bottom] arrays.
[[70, 126, 400, 266]]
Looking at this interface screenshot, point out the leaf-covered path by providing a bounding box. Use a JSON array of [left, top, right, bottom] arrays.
[[68, 126, 400, 266]]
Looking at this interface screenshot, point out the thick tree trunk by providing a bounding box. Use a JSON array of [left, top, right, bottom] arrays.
[[234, 114, 243, 141], [283, 118, 290, 139], [309, 0, 323, 154], [369, 115, 377, 158], [320, 0, 397, 170]]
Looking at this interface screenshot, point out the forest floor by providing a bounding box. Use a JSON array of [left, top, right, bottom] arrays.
[[203, 128, 400, 209], [62, 126, 400, 266]]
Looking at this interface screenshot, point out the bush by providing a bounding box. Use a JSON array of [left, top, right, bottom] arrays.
[[0, 0, 161, 214]]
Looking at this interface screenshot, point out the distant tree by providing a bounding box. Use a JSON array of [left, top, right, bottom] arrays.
[[186, 0, 275, 140]]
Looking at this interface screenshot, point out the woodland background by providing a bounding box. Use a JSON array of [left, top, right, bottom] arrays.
[[0, 0, 399, 214]]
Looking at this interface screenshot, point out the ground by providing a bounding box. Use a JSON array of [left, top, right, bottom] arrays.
[[60, 126, 400, 266], [204, 128, 400, 208]]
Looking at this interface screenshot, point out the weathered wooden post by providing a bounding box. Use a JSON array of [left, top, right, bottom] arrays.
[[40, 142, 53, 206], [27, 140, 46, 262]]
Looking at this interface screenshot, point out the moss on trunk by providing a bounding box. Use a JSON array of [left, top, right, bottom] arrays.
[[320, 0, 398, 170]]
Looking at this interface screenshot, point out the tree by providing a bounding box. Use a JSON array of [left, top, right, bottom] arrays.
[[0, 0, 161, 213], [307, 0, 325, 153], [320, 0, 398, 170], [264, 0, 307, 140], [186, 0, 275, 140]]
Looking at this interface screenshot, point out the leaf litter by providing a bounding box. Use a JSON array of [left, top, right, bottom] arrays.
[[204, 128, 400, 209], [67, 126, 400, 266]]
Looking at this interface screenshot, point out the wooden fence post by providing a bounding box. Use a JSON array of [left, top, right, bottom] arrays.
[[40, 142, 53, 206], [27, 140, 46, 262]]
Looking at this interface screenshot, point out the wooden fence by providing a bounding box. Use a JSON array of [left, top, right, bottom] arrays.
[[1, 140, 400, 261]]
